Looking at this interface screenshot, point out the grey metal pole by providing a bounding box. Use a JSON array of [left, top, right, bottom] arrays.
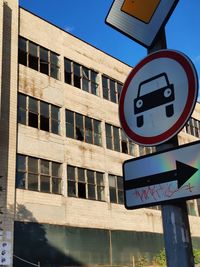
[[148, 30, 195, 267]]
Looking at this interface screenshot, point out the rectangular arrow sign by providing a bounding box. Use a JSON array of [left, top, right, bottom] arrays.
[[123, 141, 200, 209]]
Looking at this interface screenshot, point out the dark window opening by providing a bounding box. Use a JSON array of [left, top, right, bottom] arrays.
[[78, 183, 86, 198]]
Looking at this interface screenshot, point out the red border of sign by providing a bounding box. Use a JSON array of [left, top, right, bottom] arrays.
[[119, 50, 198, 146]]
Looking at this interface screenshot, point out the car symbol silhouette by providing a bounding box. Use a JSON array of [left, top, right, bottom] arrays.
[[134, 72, 175, 127]]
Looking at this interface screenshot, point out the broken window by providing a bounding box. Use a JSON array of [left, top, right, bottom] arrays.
[[40, 102, 49, 131], [66, 109, 102, 146], [67, 165, 105, 201], [16, 154, 62, 194], [109, 174, 124, 204], [18, 37, 27, 66], [18, 93, 60, 134], [74, 63, 81, 88], [18, 37, 60, 80], [29, 42, 38, 71], [64, 58, 99, 95], [102, 75, 123, 104], [40, 47, 49, 75], [28, 97, 38, 128], [50, 52, 59, 79], [18, 94, 26, 125]]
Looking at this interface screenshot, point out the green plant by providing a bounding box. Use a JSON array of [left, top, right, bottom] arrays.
[[193, 248, 200, 264], [136, 256, 148, 267], [153, 249, 166, 266]]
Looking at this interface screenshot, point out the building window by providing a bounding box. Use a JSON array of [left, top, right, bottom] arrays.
[[138, 145, 156, 156], [18, 37, 60, 79], [67, 165, 105, 201], [18, 94, 60, 134], [185, 117, 200, 138], [102, 75, 123, 104], [109, 174, 124, 204], [64, 58, 99, 96], [16, 154, 62, 194], [105, 123, 135, 155], [66, 109, 102, 146]]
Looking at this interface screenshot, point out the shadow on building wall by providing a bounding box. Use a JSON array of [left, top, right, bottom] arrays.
[[13, 204, 83, 267]]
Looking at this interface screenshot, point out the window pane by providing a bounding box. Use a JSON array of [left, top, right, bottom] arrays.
[[88, 184, 95, 199], [40, 47, 49, 75], [17, 155, 26, 171], [117, 176, 123, 190], [93, 120, 101, 146], [51, 106, 59, 120], [16, 172, 26, 189], [78, 182, 86, 198], [110, 80, 116, 103], [66, 110, 74, 138], [40, 160, 49, 175], [18, 110, 26, 125], [52, 162, 60, 177], [19, 37, 27, 52], [29, 42, 38, 56], [68, 181, 76, 196], [87, 170, 94, 184], [52, 178, 61, 194], [106, 124, 112, 149], [78, 168, 85, 182], [109, 175, 116, 187], [29, 42, 38, 70], [28, 112, 38, 128], [85, 117, 92, 143], [40, 175, 50, 192], [102, 76, 109, 100], [75, 113, 84, 141], [40, 102, 49, 132], [117, 83, 122, 102], [74, 63, 81, 88], [64, 59, 72, 84], [28, 173, 38, 191], [91, 83, 98, 96], [67, 165, 75, 181], [82, 67, 89, 92], [51, 65, 59, 79], [118, 190, 124, 204], [51, 119, 59, 134], [19, 94, 26, 109], [97, 186, 105, 201], [50, 52, 59, 66], [113, 127, 120, 152], [18, 38, 27, 66], [29, 98, 38, 112], [110, 188, 117, 203], [96, 172, 104, 186], [28, 157, 38, 173]]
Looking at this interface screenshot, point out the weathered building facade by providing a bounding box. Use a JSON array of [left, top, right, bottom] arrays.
[[1, 1, 200, 266]]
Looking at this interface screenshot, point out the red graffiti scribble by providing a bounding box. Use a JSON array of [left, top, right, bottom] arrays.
[[133, 182, 194, 202]]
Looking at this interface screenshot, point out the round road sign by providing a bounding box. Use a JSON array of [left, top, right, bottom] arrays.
[[119, 50, 198, 146]]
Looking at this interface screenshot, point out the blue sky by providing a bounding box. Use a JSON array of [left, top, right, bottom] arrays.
[[19, 0, 200, 96]]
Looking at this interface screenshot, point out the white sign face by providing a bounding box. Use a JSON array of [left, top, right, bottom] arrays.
[[123, 141, 200, 209], [105, 0, 179, 47], [119, 50, 198, 146]]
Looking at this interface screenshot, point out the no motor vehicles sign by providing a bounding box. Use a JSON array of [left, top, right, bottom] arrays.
[[119, 50, 198, 146]]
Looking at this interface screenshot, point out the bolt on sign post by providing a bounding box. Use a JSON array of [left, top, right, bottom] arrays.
[[105, 1, 199, 266]]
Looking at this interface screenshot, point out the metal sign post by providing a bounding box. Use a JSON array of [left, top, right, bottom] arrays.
[[148, 30, 195, 267]]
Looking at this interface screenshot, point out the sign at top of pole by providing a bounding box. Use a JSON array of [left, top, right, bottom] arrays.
[[119, 50, 198, 146], [105, 0, 179, 48]]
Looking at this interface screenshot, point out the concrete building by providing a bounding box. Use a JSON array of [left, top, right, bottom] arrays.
[[1, 1, 200, 266]]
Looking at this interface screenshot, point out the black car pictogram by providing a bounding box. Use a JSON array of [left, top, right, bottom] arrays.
[[134, 72, 175, 127]]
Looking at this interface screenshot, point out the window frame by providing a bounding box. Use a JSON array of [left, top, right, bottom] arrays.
[[102, 75, 123, 104], [66, 109, 102, 146], [64, 58, 99, 96], [67, 165, 105, 201], [16, 154, 62, 195], [18, 94, 60, 135]]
